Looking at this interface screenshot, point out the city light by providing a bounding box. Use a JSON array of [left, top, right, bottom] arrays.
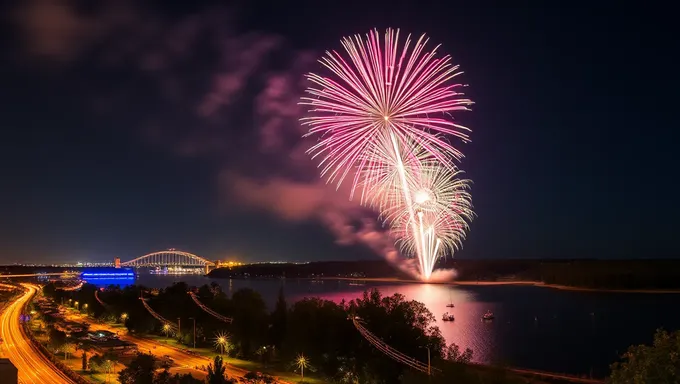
[[214, 332, 232, 355]]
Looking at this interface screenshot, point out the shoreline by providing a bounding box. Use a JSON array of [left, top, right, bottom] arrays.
[[312, 276, 680, 294]]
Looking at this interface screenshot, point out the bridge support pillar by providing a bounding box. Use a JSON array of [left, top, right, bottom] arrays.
[[205, 264, 210, 275]]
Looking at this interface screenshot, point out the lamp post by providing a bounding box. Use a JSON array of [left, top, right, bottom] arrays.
[[419, 345, 431, 377], [177, 318, 181, 336], [296, 354, 308, 383], [427, 346, 431, 376], [189, 317, 196, 349], [216, 336, 226, 355]]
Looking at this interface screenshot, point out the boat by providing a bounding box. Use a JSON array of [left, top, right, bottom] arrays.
[[442, 312, 455, 322], [482, 311, 494, 321], [446, 289, 455, 307]]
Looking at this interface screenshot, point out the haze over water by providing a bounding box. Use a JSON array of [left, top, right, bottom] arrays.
[[86, 274, 680, 378]]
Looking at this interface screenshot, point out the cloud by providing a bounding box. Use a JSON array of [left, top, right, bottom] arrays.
[[220, 172, 408, 266], [11, 0, 137, 62], [8, 1, 410, 267]]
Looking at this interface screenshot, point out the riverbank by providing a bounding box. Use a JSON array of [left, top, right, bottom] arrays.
[[314, 276, 680, 294]]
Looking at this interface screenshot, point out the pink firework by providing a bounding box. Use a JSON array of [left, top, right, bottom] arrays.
[[301, 28, 474, 280], [301, 28, 472, 199]]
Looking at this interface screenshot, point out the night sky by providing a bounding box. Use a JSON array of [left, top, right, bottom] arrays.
[[0, 0, 675, 264]]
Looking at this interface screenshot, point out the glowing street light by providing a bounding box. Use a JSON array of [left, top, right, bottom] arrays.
[[296, 354, 309, 382], [214, 332, 230, 356], [120, 313, 128, 322], [162, 323, 172, 338]]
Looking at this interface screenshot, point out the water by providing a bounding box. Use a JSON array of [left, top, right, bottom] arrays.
[[86, 274, 680, 378]]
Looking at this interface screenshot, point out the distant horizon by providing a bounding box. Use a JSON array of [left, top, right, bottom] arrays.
[[3, 256, 680, 268]]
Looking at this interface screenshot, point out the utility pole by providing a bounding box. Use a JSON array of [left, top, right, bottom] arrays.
[[427, 347, 431, 376], [189, 317, 196, 349], [177, 318, 181, 337]]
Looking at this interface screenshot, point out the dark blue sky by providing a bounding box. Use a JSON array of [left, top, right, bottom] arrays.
[[0, 0, 675, 264]]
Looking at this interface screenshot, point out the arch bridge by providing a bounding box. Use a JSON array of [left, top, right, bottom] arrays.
[[121, 249, 214, 273]]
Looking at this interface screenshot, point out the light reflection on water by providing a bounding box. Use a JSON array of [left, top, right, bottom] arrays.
[[87, 274, 680, 377], [304, 283, 498, 364]]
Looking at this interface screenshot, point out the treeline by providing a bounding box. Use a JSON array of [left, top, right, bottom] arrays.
[[209, 260, 411, 279], [525, 260, 680, 290], [41, 282, 538, 383], [211, 259, 680, 290], [449, 259, 680, 290]]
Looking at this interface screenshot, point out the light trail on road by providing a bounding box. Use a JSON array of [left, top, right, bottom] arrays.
[[188, 292, 233, 324], [0, 284, 76, 384], [63, 311, 290, 384]]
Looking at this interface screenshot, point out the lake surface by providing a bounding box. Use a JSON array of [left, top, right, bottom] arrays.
[[86, 274, 680, 378]]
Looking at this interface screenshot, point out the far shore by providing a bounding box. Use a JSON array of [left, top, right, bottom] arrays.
[[312, 276, 680, 294]]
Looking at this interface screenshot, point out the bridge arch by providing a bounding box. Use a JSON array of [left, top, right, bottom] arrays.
[[121, 249, 214, 267]]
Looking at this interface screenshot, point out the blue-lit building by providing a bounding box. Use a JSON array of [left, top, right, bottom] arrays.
[[81, 267, 136, 287]]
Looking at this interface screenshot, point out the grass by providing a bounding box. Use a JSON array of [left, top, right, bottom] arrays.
[[58, 307, 328, 383], [143, 334, 327, 383]]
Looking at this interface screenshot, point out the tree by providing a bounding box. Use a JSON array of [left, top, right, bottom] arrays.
[[240, 371, 278, 383], [198, 284, 214, 300], [207, 355, 237, 384], [609, 328, 680, 384], [348, 289, 447, 383], [231, 288, 268, 357], [445, 343, 473, 364], [89, 354, 105, 373], [118, 353, 156, 384], [48, 328, 67, 353], [154, 367, 173, 384], [282, 297, 352, 377], [269, 286, 287, 348], [102, 351, 120, 377], [62, 342, 76, 360], [171, 373, 206, 384]]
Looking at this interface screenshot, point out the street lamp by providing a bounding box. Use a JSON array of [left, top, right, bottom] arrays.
[[419, 346, 431, 376], [163, 323, 172, 338], [295, 354, 309, 383], [214, 332, 229, 356], [120, 313, 128, 322], [188, 317, 196, 349]]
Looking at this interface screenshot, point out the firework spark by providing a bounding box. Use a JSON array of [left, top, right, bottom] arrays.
[[302, 28, 474, 280], [388, 162, 474, 279], [301, 28, 472, 198]]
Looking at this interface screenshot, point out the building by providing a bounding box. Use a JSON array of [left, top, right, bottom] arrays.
[[0, 359, 18, 384]]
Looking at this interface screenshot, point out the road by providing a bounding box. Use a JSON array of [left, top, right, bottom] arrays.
[[64, 312, 289, 383], [0, 284, 76, 384]]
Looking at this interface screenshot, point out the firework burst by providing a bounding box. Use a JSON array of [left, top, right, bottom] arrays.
[[302, 28, 474, 280], [301, 28, 472, 198], [388, 162, 474, 278]]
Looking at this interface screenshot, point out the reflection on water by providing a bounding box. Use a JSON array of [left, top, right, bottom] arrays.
[[86, 274, 680, 377], [82, 277, 135, 286], [289, 283, 499, 364]]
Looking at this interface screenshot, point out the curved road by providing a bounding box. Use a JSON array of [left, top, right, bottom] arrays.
[[63, 312, 291, 383], [0, 284, 76, 384]]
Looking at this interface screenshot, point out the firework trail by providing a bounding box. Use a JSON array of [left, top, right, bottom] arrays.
[[301, 28, 474, 280]]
